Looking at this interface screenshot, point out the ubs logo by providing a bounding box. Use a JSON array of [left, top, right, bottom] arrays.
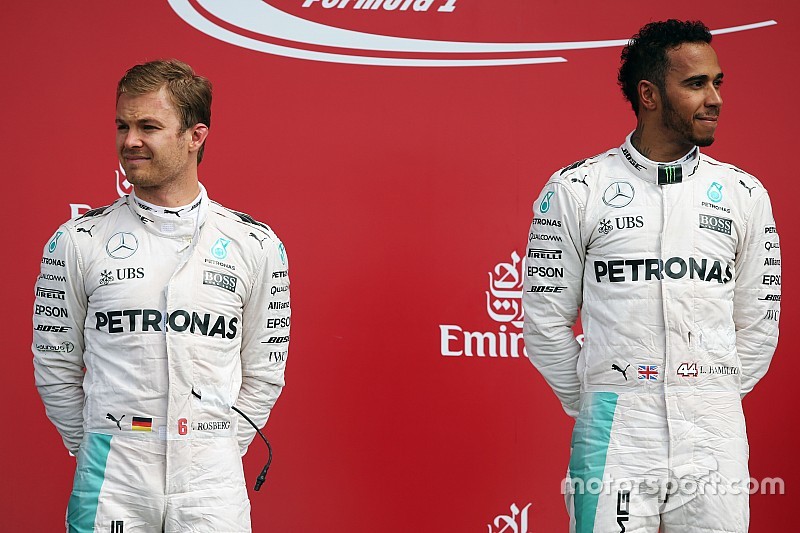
[[106, 232, 139, 259]]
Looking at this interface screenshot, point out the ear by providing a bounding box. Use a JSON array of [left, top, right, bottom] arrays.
[[637, 80, 660, 113], [187, 124, 209, 154]]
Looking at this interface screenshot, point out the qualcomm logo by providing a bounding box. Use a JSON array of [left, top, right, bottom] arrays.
[[168, 1, 777, 67], [440, 251, 526, 358]]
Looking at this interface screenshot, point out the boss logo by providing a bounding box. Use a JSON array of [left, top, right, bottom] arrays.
[[203, 270, 237, 293], [699, 214, 732, 235]]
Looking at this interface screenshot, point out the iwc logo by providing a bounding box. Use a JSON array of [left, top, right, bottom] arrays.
[[602, 182, 635, 208], [106, 232, 139, 259]]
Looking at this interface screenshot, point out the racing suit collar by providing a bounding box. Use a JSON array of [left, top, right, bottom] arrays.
[[128, 183, 209, 239], [620, 132, 700, 185]]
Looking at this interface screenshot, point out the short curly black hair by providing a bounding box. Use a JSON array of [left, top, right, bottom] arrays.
[[618, 20, 712, 115]]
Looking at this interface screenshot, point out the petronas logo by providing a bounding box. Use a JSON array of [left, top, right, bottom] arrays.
[[658, 165, 682, 185]]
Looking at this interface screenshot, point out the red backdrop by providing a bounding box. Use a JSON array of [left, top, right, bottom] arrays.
[[3, 1, 796, 530]]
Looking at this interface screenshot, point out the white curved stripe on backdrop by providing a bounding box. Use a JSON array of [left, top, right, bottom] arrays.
[[169, 0, 776, 66]]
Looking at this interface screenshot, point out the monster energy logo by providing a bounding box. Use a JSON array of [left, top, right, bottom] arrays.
[[658, 165, 682, 185]]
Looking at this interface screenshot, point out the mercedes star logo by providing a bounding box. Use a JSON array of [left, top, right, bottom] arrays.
[[602, 181, 635, 208], [106, 232, 139, 259]]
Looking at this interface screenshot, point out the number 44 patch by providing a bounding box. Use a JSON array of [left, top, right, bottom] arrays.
[[677, 362, 699, 377]]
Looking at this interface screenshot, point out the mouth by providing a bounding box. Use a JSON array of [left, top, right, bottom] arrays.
[[123, 154, 151, 163]]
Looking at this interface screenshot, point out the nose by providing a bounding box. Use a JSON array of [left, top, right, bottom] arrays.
[[706, 85, 722, 108], [121, 128, 143, 150]]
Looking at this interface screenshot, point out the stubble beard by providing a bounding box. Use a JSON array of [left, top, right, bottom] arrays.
[[662, 94, 716, 148]]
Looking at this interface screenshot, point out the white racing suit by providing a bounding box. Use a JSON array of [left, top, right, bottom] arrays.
[[33, 184, 290, 532], [523, 134, 780, 532]]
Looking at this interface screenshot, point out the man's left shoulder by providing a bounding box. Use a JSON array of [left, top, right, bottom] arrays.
[[699, 153, 768, 196], [209, 201, 279, 237]]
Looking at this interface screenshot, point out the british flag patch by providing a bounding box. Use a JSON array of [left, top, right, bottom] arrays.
[[637, 365, 659, 381]]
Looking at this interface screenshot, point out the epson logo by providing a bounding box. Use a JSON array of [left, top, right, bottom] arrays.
[[36, 287, 65, 300], [266, 317, 291, 329], [527, 248, 562, 260], [762, 275, 781, 286], [95, 309, 238, 338], [35, 305, 69, 318], [594, 257, 733, 284], [203, 270, 237, 293], [527, 266, 564, 278], [699, 214, 732, 235]]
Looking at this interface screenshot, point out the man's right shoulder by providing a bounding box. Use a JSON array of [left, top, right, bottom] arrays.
[[551, 148, 616, 183], [60, 197, 127, 231], [541, 148, 617, 206]]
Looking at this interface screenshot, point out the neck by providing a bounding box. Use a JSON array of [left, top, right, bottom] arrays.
[[631, 120, 694, 162], [133, 175, 201, 208]]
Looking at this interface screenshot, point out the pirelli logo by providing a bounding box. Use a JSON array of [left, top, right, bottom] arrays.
[[527, 248, 562, 260], [36, 287, 65, 300]]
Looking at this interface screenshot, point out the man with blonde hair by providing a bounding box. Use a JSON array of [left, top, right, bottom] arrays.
[[33, 59, 291, 532]]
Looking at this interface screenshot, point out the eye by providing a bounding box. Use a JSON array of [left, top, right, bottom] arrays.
[[116, 124, 128, 131]]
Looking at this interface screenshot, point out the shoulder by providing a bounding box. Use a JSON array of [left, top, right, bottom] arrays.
[[208, 201, 283, 248], [699, 153, 767, 194], [544, 148, 618, 204], [54, 197, 128, 247], [551, 149, 617, 183]]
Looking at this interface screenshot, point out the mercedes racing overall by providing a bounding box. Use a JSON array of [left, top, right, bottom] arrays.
[[33, 184, 290, 532], [523, 134, 780, 532]]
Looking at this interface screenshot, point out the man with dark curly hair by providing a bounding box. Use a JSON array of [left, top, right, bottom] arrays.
[[523, 20, 779, 532]]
